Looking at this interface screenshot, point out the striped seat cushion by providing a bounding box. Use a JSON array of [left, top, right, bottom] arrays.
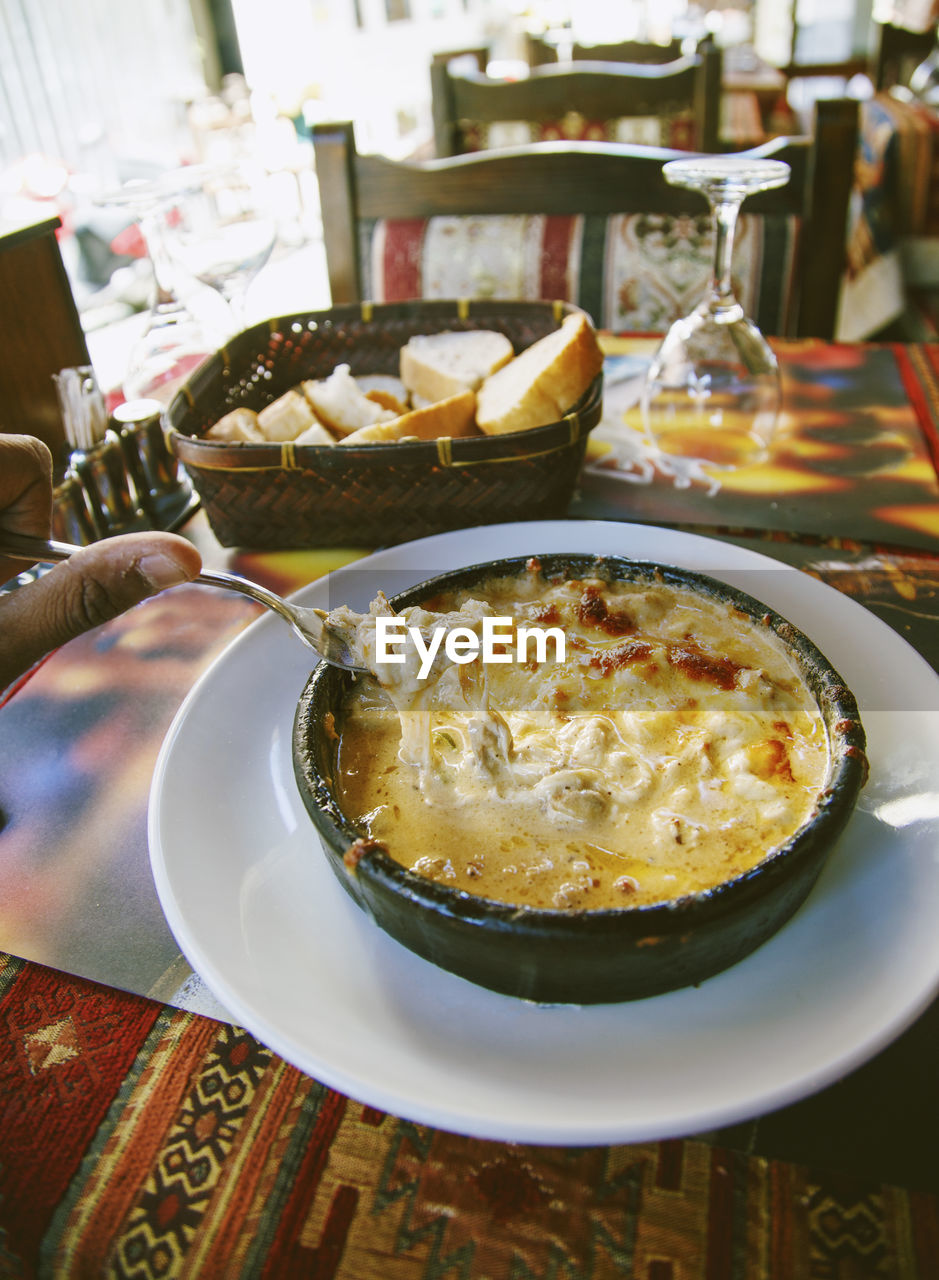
[[458, 111, 699, 151], [358, 212, 800, 336]]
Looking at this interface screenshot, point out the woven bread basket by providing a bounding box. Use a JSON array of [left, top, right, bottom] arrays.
[[164, 299, 604, 549]]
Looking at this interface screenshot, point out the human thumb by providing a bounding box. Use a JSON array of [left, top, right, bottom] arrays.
[[0, 532, 202, 688]]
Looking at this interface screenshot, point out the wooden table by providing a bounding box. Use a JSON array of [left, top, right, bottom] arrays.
[[1, 337, 938, 1276]]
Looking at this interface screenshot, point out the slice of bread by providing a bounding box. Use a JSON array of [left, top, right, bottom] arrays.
[[293, 420, 338, 446], [364, 388, 408, 415], [356, 373, 409, 408], [339, 390, 478, 445], [337, 420, 419, 446], [400, 330, 514, 404], [475, 312, 603, 436], [257, 389, 319, 441], [301, 364, 398, 437], [206, 407, 266, 443]]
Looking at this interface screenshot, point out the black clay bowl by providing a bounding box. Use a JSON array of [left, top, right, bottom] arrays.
[[292, 553, 868, 1004]]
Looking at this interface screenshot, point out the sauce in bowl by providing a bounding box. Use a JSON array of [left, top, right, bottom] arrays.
[[333, 565, 830, 910]]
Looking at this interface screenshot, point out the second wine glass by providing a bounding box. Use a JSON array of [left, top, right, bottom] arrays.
[[165, 165, 277, 334], [641, 155, 791, 470], [100, 168, 224, 406]]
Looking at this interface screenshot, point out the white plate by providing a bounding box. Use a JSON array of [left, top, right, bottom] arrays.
[[149, 520, 939, 1144]]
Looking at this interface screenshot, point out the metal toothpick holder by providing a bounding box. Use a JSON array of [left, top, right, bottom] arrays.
[[53, 368, 194, 542]]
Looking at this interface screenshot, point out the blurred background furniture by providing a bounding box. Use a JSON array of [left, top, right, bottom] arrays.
[[523, 28, 793, 150], [571, 37, 689, 63], [430, 50, 723, 158], [313, 98, 858, 340], [871, 19, 938, 88], [8, 0, 939, 371], [431, 45, 489, 75], [0, 216, 91, 465], [720, 46, 793, 145], [841, 77, 939, 338], [526, 32, 689, 66]]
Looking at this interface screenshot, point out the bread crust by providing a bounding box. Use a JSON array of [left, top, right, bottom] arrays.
[[475, 313, 603, 436], [205, 407, 266, 443], [294, 420, 339, 446], [257, 389, 318, 441], [339, 390, 479, 445], [400, 331, 514, 404], [201, 314, 599, 449], [302, 365, 397, 437]]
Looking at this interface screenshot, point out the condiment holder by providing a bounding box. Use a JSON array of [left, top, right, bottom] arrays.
[[110, 399, 194, 528], [51, 367, 194, 544]]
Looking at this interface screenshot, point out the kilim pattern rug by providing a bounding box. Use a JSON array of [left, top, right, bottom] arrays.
[[0, 953, 936, 1279]]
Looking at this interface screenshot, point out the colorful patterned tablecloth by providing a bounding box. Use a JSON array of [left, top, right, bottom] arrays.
[[3, 338, 939, 1276], [577, 338, 939, 549], [2, 944, 937, 1278]]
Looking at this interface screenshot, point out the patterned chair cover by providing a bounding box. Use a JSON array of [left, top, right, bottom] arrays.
[[358, 211, 800, 336]]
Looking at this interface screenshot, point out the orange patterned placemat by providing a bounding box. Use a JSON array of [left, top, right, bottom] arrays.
[[1, 952, 935, 1278], [577, 339, 939, 552]]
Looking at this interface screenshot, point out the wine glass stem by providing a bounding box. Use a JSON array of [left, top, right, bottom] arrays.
[[221, 285, 246, 331], [709, 195, 744, 312], [138, 209, 181, 308]]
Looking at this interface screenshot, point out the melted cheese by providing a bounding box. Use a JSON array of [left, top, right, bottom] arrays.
[[332, 570, 830, 910]]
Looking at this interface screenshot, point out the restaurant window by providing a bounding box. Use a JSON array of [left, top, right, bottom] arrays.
[[755, 0, 874, 67], [0, 0, 205, 174]]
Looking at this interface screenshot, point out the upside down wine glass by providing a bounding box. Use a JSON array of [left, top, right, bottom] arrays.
[[641, 155, 791, 469]]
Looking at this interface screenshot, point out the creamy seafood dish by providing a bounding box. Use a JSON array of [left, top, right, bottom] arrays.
[[329, 562, 832, 911]]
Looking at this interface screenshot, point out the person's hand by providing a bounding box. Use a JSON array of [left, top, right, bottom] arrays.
[[0, 434, 202, 689]]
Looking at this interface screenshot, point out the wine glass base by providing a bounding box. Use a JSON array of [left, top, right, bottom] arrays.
[[644, 309, 781, 470], [644, 411, 773, 470]]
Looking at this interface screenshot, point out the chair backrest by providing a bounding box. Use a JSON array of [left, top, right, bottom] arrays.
[[430, 50, 722, 158], [572, 38, 687, 64], [431, 46, 488, 74], [313, 97, 858, 339], [528, 32, 687, 65], [871, 20, 936, 90], [526, 33, 560, 67]]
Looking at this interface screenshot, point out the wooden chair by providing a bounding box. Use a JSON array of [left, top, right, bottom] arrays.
[[430, 46, 488, 74], [526, 32, 562, 67], [572, 38, 687, 64], [527, 32, 686, 65], [313, 97, 858, 339], [870, 20, 936, 90], [430, 50, 722, 158]]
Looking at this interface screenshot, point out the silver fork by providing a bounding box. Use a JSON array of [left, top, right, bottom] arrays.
[[0, 532, 366, 672]]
